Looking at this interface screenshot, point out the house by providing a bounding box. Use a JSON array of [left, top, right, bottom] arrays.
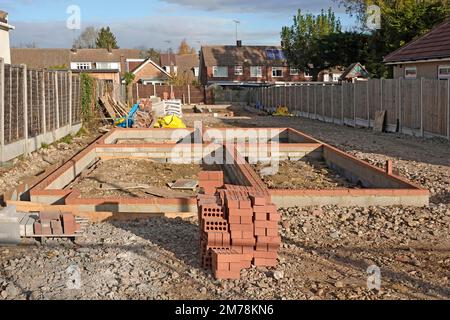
[[127, 58, 172, 85], [11, 48, 141, 83], [318, 66, 345, 83], [199, 42, 307, 86], [0, 10, 15, 64], [159, 53, 200, 83], [384, 18, 450, 80], [339, 62, 370, 82]]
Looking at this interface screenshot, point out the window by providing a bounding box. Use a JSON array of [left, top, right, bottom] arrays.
[[272, 67, 283, 78], [438, 65, 450, 79], [193, 67, 199, 77], [290, 68, 299, 76], [304, 70, 312, 79], [250, 66, 262, 78], [235, 66, 243, 76], [213, 66, 228, 78], [76, 62, 91, 70], [405, 67, 417, 79]]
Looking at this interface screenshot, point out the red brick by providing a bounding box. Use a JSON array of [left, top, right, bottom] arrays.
[[228, 208, 253, 217], [254, 251, 278, 259], [51, 220, 63, 235], [242, 231, 254, 239], [239, 200, 252, 209], [254, 212, 268, 221], [255, 243, 269, 252], [212, 248, 243, 263], [198, 171, 210, 181], [240, 216, 253, 225], [229, 262, 242, 272], [253, 205, 268, 213], [266, 204, 278, 213], [209, 171, 224, 181], [203, 219, 228, 233], [201, 205, 224, 219], [253, 258, 278, 268], [214, 262, 231, 271], [226, 199, 239, 209], [214, 270, 241, 280], [34, 222, 42, 235], [268, 212, 281, 222], [62, 214, 76, 235], [257, 236, 282, 245], [255, 227, 267, 236], [268, 243, 280, 251], [250, 195, 266, 206], [230, 230, 243, 239], [232, 238, 256, 247], [241, 260, 252, 269], [266, 228, 279, 237], [40, 211, 61, 221], [255, 221, 278, 229], [229, 224, 253, 232]]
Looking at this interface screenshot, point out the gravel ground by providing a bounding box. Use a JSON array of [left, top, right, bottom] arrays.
[[1, 111, 449, 300]]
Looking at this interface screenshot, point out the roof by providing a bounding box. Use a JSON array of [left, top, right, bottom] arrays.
[[384, 17, 450, 63], [0, 10, 7, 23], [11, 48, 71, 69], [201, 45, 288, 67], [160, 53, 177, 66], [340, 62, 370, 80], [70, 48, 141, 62], [10, 48, 141, 69], [176, 54, 199, 73], [132, 58, 172, 78]]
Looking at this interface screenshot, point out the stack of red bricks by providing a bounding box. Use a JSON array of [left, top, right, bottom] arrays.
[[197, 171, 281, 280], [33, 212, 81, 237]]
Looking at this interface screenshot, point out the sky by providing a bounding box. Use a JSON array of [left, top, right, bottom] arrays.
[[1, 0, 358, 50]]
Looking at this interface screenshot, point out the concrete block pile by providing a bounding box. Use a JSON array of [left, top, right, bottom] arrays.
[[197, 171, 281, 280]]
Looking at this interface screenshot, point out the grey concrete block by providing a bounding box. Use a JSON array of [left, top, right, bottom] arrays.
[[0, 219, 21, 245]]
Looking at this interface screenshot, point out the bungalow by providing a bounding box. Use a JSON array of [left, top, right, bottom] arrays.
[[127, 58, 172, 85], [0, 10, 15, 64], [339, 62, 370, 82], [384, 17, 450, 80], [199, 42, 307, 86], [159, 53, 200, 83]]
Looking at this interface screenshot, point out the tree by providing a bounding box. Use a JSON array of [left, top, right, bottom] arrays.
[[73, 26, 98, 49], [96, 27, 119, 49], [137, 47, 161, 62], [281, 8, 342, 80], [178, 39, 196, 55], [336, 0, 450, 77]]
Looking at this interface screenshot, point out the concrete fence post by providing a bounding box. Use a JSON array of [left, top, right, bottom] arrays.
[[153, 83, 156, 97], [341, 83, 344, 124], [367, 80, 370, 128], [322, 84, 325, 121], [447, 79, 450, 140], [420, 77, 424, 137], [307, 84, 310, 118], [68, 71, 72, 130], [0, 58, 4, 162], [353, 82, 357, 127], [22, 64, 29, 156], [188, 85, 191, 105], [314, 85, 317, 120], [41, 72, 47, 135], [54, 72, 60, 129], [398, 78, 402, 133], [331, 85, 334, 124], [380, 78, 383, 111]]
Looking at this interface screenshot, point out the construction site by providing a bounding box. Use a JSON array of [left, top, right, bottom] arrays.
[[0, 92, 448, 300]]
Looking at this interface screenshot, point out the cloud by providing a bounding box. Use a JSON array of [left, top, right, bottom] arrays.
[[159, 0, 344, 13], [10, 15, 282, 49]]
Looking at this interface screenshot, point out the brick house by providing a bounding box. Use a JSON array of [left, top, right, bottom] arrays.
[[384, 17, 450, 80], [11, 48, 141, 84], [0, 10, 14, 64], [199, 43, 308, 86], [160, 53, 199, 84], [128, 58, 172, 85]]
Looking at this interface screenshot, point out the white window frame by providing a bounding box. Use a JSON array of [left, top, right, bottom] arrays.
[[405, 67, 417, 79], [235, 66, 243, 76], [250, 66, 262, 78], [438, 65, 450, 79], [76, 62, 91, 70], [272, 67, 283, 78], [213, 66, 228, 78], [290, 68, 299, 76], [193, 67, 199, 77]]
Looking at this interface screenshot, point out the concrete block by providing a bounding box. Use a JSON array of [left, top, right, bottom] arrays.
[[0, 219, 21, 245]]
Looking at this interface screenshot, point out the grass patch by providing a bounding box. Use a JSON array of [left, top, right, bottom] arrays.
[[41, 143, 50, 149], [59, 135, 74, 145]]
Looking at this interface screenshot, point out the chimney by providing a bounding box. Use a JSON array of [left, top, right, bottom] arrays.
[[236, 40, 242, 47]]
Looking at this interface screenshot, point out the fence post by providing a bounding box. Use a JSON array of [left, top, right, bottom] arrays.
[[314, 85, 317, 120], [447, 79, 450, 140], [21, 64, 29, 156], [353, 82, 357, 127], [188, 85, 191, 105], [68, 71, 72, 130], [331, 85, 334, 124], [41, 72, 47, 135], [170, 85, 174, 99], [136, 84, 140, 101], [341, 83, 344, 124], [380, 78, 383, 111], [322, 84, 325, 122], [398, 78, 402, 133], [420, 77, 424, 137], [0, 58, 4, 162], [367, 80, 370, 128], [153, 83, 156, 97], [54, 72, 60, 129], [307, 84, 310, 118]]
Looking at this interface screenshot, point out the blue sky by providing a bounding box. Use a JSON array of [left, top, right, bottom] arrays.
[[1, 0, 358, 50]]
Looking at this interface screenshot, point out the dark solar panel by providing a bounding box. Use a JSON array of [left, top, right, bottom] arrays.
[[266, 49, 285, 60]]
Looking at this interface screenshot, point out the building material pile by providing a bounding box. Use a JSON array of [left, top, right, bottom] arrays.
[[197, 171, 281, 280], [0, 206, 86, 244]]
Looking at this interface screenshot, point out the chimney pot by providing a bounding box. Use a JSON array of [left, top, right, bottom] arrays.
[[237, 40, 242, 47]]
